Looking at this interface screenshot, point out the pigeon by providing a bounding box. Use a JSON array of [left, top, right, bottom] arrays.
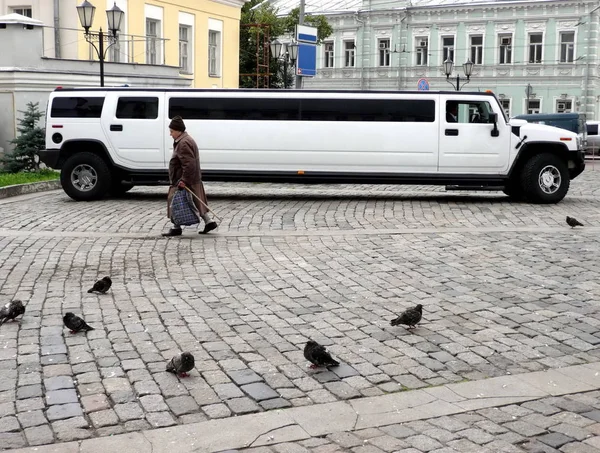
[[63, 312, 95, 334], [87, 276, 112, 294], [390, 304, 423, 329], [166, 352, 195, 377], [303, 340, 340, 369], [0, 300, 25, 326], [566, 216, 583, 228]]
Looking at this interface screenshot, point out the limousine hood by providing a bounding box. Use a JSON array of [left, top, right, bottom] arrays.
[[516, 122, 580, 150]]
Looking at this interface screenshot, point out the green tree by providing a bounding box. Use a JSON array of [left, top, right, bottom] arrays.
[[1, 102, 45, 173], [239, 1, 333, 88], [281, 8, 333, 44]]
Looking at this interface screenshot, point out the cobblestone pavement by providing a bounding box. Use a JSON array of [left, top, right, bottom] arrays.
[[1, 170, 600, 450]]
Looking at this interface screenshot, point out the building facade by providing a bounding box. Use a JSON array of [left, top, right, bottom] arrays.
[[271, 0, 600, 120], [0, 0, 245, 88]]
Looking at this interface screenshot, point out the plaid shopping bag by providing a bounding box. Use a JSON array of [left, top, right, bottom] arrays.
[[170, 189, 200, 226]]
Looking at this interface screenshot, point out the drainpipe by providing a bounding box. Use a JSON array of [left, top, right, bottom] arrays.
[[355, 13, 365, 90], [584, 5, 600, 119], [53, 0, 61, 58], [398, 13, 407, 90]]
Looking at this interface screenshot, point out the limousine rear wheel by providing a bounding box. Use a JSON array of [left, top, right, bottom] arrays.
[[61, 152, 112, 201], [520, 153, 569, 204]]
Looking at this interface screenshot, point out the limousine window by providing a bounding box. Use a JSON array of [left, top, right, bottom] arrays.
[[447, 100, 495, 124], [169, 97, 435, 122], [299, 99, 435, 122], [116, 97, 159, 119], [51, 97, 105, 118], [169, 98, 300, 120]]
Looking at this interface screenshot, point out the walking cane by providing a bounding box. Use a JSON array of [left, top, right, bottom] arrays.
[[183, 186, 222, 223]]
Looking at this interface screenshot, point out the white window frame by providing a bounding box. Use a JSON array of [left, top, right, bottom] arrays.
[[323, 41, 334, 68], [498, 33, 512, 65], [526, 98, 541, 114], [528, 32, 543, 64], [10, 6, 32, 17], [499, 98, 511, 117], [469, 35, 483, 65], [415, 36, 428, 66], [556, 99, 573, 113], [178, 12, 194, 74], [208, 18, 223, 77], [179, 26, 191, 73], [344, 40, 355, 67], [442, 36, 454, 64], [378, 38, 390, 67], [145, 5, 163, 65], [559, 31, 575, 63]]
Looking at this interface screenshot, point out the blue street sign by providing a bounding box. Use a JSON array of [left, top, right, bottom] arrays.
[[417, 78, 430, 91], [296, 25, 318, 77]]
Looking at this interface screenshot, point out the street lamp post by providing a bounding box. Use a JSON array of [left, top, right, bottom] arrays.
[[77, 0, 124, 87], [269, 40, 299, 89], [443, 59, 474, 91]]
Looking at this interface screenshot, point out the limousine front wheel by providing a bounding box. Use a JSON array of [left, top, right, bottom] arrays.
[[521, 153, 569, 204], [61, 152, 112, 201]]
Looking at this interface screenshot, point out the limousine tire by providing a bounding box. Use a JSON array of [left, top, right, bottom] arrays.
[[520, 153, 569, 204], [61, 152, 112, 201]]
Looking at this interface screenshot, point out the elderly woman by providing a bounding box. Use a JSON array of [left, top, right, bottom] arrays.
[[162, 116, 218, 237]]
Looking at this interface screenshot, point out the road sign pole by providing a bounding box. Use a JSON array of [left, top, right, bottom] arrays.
[[295, 0, 305, 89]]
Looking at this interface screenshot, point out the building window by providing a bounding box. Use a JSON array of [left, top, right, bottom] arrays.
[[470, 36, 483, 65], [11, 6, 32, 17], [179, 25, 191, 73], [415, 37, 428, 66], [556, 99, 572, 113], [378, 38, 390, 67], [560, 32, 575, 63], [527, 99, 541, 114], [324, 42, 334, 68], [209, 30, 220, 76], [146, 19, 160, 65], [499, 34, 512, 64], [499, 99, 511, 117], [442, 36, 454, 62], [344, 40, 355, 67], [109, 37, 122, 63], [529, 33, 542, 64]]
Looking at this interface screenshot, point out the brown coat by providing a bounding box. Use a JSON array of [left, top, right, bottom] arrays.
[[167, 131, 209, 219]]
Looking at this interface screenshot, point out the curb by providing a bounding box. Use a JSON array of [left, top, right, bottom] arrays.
[[0, 180, 61, 199]]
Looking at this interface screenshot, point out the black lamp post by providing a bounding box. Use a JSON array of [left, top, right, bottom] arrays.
[[444, 59, 474, 91], [77, 1, 124, 87], [270, 40, 299, 89]]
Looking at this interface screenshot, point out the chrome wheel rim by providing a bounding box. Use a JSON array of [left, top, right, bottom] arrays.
[[71, 164, 97, 192], [538, 165, 561, 194]]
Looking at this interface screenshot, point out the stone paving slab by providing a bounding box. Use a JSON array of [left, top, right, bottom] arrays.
[[7, 363, 600, 453]]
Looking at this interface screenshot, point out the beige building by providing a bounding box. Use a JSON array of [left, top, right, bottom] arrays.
[[0, 0, 245, 88]]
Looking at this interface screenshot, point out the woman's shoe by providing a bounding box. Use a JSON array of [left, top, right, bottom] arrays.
[[162, 228, 182, 237]]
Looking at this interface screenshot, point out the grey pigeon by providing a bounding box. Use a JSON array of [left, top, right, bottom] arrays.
[[566, 216, 583, 228], [166, 352, 195, 377], [0, 300, 25, 326], [88, 276, 112, 294], [391, 304, 423, 329], [303, 340, 340, 369], [63, 312, 94, 334]]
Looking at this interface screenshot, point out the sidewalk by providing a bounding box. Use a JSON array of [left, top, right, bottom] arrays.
[[8, 362, 600, 453]]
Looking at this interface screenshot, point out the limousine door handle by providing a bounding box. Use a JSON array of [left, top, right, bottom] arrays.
[[445, 129, 459, 136], [110, 124, 123, 132]]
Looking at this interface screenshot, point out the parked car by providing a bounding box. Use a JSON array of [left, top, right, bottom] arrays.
[[586, 120, 600, 155], [40, 88, 585, 204]]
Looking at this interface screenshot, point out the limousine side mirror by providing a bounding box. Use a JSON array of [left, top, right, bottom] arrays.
[[490, 113, 499, 137]]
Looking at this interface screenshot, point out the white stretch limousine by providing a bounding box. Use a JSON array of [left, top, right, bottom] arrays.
[[40, 88, 585, 204]]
